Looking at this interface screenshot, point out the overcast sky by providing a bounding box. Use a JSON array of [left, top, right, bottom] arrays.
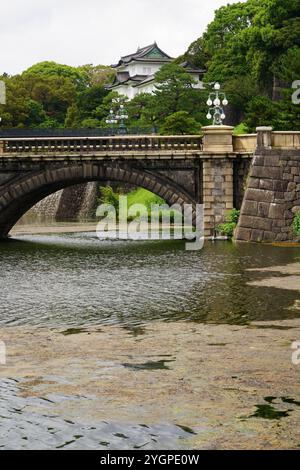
[[0, 0, 239, 75]]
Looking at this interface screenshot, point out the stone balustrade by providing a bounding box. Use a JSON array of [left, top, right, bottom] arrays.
[[272, 131, 300, 149], [233, 134, 257, 153], [0, 135, 203, 155]]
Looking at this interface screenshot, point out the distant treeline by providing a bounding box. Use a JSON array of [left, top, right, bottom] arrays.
[[0, 0, 299, 133]]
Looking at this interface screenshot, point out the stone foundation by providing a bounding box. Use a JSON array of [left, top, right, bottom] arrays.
[[203, 158, 234, 237], [235, 149, 300, 243]]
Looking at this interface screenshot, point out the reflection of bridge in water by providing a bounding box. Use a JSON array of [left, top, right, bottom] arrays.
[[0, 127, 298, 240]]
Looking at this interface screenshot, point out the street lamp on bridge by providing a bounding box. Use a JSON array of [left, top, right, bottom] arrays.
[[105, 109, 118, 134], [106, 98, 129, 135], [206, 82, 228, 125]]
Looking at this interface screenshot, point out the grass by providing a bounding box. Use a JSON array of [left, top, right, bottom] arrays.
[[98, 186, 183, 224], [126, 188, 164, 208], [126, 188, 183, 223]]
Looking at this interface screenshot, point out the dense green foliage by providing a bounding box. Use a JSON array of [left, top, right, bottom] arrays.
[[0, 62, 113, 128], [0, 0, 299, 132], [293, 211, 300, 235], [160, 111, 201, 135], [217, 209, 240, 239], [182, 0, 300, 131]]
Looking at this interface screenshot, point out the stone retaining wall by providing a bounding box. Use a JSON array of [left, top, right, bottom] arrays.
[[235, 149, 300, 242], [27, 183, 98, 221], [27, 190, 63, 218], [56, 182, 98, 220]]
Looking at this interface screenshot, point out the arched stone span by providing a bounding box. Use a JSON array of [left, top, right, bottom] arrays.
[[0, 163, 196, 238]]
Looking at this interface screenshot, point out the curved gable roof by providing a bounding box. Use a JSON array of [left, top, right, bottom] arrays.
[[113, 43, 173, 67]]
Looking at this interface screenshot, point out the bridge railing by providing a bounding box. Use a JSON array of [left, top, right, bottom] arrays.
[[0, 135, 203, 154], [233, 134, 257, 153], [272, 131, 300, 149]]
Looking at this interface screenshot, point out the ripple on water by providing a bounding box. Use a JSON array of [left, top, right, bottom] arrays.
[[0, 233, 300, 327]]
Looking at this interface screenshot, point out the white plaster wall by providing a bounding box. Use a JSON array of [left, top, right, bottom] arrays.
[[120, 62, 162, 77], [136, 83, 157, 95], [114, 84, 135, 99]]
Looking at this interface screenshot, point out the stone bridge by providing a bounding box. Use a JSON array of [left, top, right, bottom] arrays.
[[0, 126, 296, 241]]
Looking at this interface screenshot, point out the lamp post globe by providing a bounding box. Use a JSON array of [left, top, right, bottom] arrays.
[[206, 82, 228, 126]]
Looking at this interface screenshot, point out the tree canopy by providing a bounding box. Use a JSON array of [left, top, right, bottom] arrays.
[[0, 62, 113, 128], [0, 0, 299, 132], [181, 0, 300, 130]]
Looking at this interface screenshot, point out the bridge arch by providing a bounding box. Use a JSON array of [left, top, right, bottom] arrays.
[[0, 162, 195, 239]]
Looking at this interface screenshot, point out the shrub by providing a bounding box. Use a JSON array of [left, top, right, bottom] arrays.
[[160, 111, 201, 135], [293, 211, 300, 235], [217, 209, 240, 239], [233, 123, 249, 135]]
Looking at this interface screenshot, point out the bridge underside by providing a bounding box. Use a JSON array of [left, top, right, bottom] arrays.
[[0, 159, 201, 239]]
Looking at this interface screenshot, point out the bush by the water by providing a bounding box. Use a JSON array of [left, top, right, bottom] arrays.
[[293, 211, 300, 236], [217, 209, 240, 239]]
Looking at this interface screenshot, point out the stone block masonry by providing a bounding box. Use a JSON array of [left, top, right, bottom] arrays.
[[203, 158, 234, 237], [235, 149, 300, 243]]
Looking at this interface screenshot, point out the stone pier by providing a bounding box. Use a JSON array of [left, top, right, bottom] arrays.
[[202, 126, 235, 237]]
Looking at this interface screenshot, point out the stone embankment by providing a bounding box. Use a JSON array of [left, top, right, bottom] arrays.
[[235, 128, 300, 243]]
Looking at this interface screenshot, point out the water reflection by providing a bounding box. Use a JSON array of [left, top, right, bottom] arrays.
[[0, 232, 300, 327]]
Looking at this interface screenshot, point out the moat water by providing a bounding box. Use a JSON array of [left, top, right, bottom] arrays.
[[0, 233, 300, 327], [0, 232, 300, 449]]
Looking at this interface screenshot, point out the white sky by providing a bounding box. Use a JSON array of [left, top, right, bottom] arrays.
[[0, 0, 239, 75]]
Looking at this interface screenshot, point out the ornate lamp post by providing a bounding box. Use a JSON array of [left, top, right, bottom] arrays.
[[206, 82, 228, 125], [106, 99, 129, 135], [115, 103, 129, 135], [105, 109, 118, 134]]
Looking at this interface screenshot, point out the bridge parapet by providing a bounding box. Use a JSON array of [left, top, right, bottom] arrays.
[[0, 135, 203, 156], [233, 134, 257, 153], [272, 131, 300, 149]]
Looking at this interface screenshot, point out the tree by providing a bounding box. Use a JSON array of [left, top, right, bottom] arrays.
[[28, 75, 77, 124], [65, 104, 81, 128], [177, 37, 209, 69], [182, 0, 300, 129], [77, 64, 114, 87], [80, 118, 102, 128], [77, 85, 108, 121], [160, 111, 201, 135], [153, 63, 196, 120], [0, 62, 110, 129], [23, 61, 88, 90], [127, 93, 158, 129], [24, 99, 47, 127]]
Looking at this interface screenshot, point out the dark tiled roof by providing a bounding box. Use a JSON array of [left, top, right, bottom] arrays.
[[132, 75, 155, 87], [180, 61, 206, 74], [112, 43, 173, 67], [106, 74, 148, 90]]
